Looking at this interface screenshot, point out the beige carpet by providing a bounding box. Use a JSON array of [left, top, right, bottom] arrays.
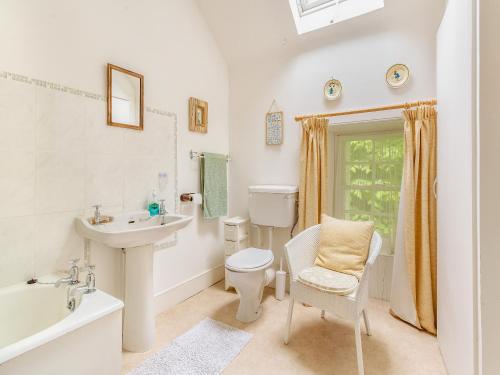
[[122, 282, 446, 375]]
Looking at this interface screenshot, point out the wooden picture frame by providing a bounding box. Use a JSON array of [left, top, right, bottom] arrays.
[[189, 97, 208, 133], [265, 111, 283, 145], [107, 63, 144, 131]]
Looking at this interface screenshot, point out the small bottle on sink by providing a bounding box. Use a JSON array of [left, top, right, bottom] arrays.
[[148, 189, 160, 216]]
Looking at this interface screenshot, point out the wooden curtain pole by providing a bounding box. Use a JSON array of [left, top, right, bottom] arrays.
[[294, 99, 437, 122]]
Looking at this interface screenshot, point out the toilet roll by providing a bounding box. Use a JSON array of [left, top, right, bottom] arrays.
[[191, 193, 203, 205]]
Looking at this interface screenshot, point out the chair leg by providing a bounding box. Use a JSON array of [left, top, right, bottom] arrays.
[[321, 310, 325, 319], [284, 297, 295, 344], [354, 318, 365, 375], [363, 310, 372, 336]]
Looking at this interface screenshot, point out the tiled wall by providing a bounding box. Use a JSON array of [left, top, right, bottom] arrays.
[[0, 72, 178, 288]]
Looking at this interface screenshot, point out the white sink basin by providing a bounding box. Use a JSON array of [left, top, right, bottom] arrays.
[[75, 210, 193, 248], [75, 209, 193, 353]]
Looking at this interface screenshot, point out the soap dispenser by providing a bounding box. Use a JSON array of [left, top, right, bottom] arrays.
[[148, 189, 160, 216]]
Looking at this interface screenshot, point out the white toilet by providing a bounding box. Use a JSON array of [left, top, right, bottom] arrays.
[[225, 185, 298, 323]]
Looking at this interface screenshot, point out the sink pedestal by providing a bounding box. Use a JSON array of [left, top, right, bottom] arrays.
[[75, 211, 193, 353], [123, 245, 155, 352]]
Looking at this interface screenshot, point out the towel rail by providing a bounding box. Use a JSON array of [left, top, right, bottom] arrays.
[[190, 150, 230, 161]]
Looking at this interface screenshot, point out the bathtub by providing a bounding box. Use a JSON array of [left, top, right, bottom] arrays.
[[0, 276, 124, 375]]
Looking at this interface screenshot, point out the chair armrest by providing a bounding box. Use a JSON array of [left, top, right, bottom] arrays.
[[284, 224, 321, 281]]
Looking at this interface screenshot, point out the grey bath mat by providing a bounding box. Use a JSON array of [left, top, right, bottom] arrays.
[[129, 318, 252, 375]]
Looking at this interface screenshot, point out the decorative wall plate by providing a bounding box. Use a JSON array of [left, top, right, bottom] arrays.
[[324, 79, 342, 100], [386, 64, 410, 88]]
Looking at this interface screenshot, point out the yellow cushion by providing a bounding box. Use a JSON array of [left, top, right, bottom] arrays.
[[314, 214, 374, 279], [298, 266, 359, 295]]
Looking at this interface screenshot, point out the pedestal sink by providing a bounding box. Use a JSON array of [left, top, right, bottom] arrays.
[[75, 210, 192, 352]]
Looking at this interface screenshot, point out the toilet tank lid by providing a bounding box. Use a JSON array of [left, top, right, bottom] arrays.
[[248, 185, 298, 194]]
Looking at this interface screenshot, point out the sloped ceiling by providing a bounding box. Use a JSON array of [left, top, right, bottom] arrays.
[[196, 0, 446, 67]]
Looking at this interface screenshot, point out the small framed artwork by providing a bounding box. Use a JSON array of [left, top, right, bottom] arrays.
[[189, 97, 208, 133], [266, 111, 283, 145]]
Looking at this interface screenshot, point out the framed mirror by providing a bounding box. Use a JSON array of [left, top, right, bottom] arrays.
[[107, 63, 144, 130]]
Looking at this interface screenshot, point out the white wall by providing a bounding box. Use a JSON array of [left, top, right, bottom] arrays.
[[436, 1, 477, 374], [0, 0, 229, 308], [478, 1, 500, 373], [228, 9, 440, 299]]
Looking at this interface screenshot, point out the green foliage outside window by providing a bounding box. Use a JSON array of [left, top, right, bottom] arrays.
[[340, 134, 404, 254]]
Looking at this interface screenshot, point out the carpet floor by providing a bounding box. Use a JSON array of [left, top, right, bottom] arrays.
[[122, 282, 446, 375]]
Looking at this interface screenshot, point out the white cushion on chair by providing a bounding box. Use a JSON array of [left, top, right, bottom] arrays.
[[298, 266, 359, 295]]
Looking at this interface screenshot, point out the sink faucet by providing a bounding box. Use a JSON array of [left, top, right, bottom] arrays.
[[159, 199, 168, 225], [55, 259, 80, 288], [93, 204, 102, 225], [66, 265, 96, 311]]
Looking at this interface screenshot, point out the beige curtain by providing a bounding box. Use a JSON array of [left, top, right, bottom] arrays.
[[401, 105, 437, 334], [298, 117, 329, 232]]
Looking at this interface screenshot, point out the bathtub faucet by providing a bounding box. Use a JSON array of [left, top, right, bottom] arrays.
[[55, 258, 80, 288], [66, 265, 97, 311]]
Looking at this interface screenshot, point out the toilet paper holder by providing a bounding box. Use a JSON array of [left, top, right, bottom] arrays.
[[180, 193, 195, 202]]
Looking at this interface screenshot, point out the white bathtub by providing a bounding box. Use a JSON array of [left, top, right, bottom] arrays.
[[0, 276, 124, 375]]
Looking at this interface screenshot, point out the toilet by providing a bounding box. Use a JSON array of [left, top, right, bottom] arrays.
[[225, 185, 298, 323]]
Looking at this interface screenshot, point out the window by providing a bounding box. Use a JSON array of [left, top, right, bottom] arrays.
[[298, 0, 338, 15], [289, 0, 384, 35], [333, 130, 403, 255]]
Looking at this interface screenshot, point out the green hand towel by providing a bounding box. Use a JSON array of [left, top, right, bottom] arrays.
[[200, 153, 227, 219]]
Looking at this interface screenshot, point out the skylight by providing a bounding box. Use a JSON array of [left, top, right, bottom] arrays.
[[289, 0, 384, 35]]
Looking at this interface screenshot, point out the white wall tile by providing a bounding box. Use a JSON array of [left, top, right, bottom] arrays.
[[85, 154, 124, 208], [84, 99, 125, 156], [123, 156, 158, 210], [88, 242, 124, 299], [0, 216, 35, 287], [123, 111, 175, 158], [0, 151, 35, 218], [35, 151, 85, 214], [34, 211, 83, 276], [36, 88, 86, 153], [0, 79, 36, 152], [0, 75, 177, 288]]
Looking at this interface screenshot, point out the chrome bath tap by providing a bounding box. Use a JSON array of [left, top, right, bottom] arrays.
[[67, 265, 97, 311], [55, 259, 80, 288]]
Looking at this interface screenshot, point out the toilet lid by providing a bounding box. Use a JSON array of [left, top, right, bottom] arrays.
[[226, 248, 274, 271]]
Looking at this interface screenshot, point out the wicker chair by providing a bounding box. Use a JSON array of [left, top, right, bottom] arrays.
[[283, 224, 382, 375]]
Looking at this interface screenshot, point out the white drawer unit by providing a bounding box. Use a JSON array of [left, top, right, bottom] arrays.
[[225, 239, 249, 256], [224, 217, 249, 241], [224, 225, 248, 242], [224, 217, 250, 290]]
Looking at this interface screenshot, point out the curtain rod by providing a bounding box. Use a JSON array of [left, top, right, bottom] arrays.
[[294, 99, 437, 122]]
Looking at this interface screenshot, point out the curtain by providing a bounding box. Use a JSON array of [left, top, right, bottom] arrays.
[[298, 117, 329, 232], [390, 105, 437, 335]]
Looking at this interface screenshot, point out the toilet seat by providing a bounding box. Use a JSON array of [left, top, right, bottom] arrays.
[[225, 248, 274, 272]]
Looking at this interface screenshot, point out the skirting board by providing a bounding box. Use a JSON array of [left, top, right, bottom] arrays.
[[154, 264, 225, 315]]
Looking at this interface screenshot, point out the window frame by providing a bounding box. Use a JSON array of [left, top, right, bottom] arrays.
[[289, 0, 384, 35], [329, 119, 404, 255], [298, 0, 340, 16]]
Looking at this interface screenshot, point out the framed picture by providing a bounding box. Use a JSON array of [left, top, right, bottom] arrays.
[[266, 111, 283, 145], [189, 97, 208, 133]]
